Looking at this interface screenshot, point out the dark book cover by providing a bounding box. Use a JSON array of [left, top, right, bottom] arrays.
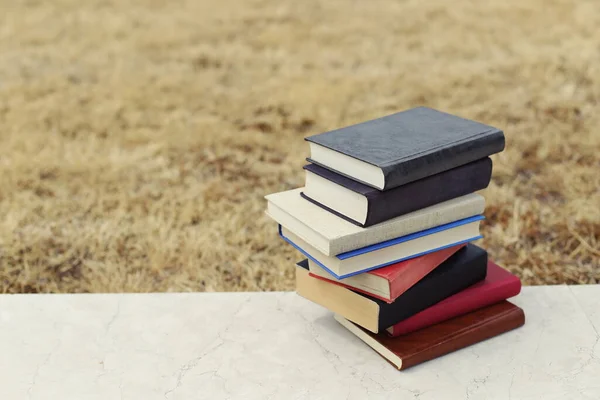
[[336, 301, 525, 370], [297, 243, 488, 332], [388, 261, 522, 336], [302, 157, 493, 227], [305, 107, 504, 190], [308, 244, 465, 304], [373, 244, 488, 331]]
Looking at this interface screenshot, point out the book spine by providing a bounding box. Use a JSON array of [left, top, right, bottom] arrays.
[[400, 305, 525, 370], [389, 277, 522, 336], [364, 158, 492, 227], [382, 130, 505, 190]]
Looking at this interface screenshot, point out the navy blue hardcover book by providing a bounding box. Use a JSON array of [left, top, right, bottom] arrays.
[[302, 158, 492, 227]]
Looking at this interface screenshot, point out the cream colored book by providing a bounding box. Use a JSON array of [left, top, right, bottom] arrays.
[[281, 218, 482, 279], [265, 188, 485, 256]]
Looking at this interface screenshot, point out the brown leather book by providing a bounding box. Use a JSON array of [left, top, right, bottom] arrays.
[[335, 301, 525, 370]]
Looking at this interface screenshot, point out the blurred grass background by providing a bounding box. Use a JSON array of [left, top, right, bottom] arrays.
[[0, 0, 598, 293]]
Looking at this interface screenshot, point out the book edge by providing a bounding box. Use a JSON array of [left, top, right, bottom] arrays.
[[309, 272, 393, 304], [297, 267, 380, 333]]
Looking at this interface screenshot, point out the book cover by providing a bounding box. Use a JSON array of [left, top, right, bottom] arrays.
[[335, 301, 525, 370], [265, 188, 484, 256], [305, 106, 504, 190], [295, 243, 488, 333], [308, 244, 466, 303], [388, 261, 522, 336], [302, 157, 492, 227], [280, 215, 483, 279]]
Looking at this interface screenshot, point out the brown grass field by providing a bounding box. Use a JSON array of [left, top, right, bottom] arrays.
[[0, 0, 598, 294]]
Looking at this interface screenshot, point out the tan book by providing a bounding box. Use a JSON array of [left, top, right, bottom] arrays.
[[265, 188, 484, 256]]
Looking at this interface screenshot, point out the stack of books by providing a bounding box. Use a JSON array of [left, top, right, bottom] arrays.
[[265, 107, 525, 370]]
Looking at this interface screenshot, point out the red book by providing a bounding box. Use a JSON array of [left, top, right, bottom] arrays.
[[387, 261, 521, 336], [308, 244, 466, 303]]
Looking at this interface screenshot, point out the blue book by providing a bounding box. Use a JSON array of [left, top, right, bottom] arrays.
[[279, 215, 484, 279]]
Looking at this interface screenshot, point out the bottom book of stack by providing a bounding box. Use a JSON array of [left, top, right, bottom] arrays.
[[335, 301, 525, 371]]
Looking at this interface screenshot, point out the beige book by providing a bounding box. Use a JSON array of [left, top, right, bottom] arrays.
[[265, 188, 485, 256], [282, 219, 481, 278], [295, 263, 380, 333]]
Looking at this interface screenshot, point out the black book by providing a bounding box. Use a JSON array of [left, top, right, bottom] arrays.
[[305, 107, 504, 191], [301, 157, 493, 227], [295, 244, 488, 333]]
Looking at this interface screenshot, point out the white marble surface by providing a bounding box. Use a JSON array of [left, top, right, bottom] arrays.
[[0, 286, 599, 400]]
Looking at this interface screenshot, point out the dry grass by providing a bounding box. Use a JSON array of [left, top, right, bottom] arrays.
[[0, 0, 598, 294]]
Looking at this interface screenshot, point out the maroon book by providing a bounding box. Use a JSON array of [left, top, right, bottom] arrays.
[[387, 261, 521, 336]]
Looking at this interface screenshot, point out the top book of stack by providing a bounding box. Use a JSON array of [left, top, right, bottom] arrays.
[[305, 107, 505, 191]]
